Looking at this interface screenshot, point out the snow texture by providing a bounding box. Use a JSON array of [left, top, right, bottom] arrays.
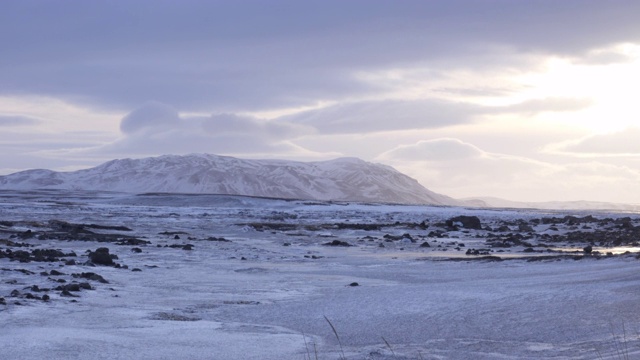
[[1, 191, 640, 359], [0, 154, 459, 206]]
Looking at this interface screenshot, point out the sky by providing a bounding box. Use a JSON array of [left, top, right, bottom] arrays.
[[2, 0, 640, 204]]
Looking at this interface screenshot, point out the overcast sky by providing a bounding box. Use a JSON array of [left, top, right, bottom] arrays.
[[2, 0, 640, 203]]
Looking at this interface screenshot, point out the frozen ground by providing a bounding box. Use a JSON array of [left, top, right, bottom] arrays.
[[1, 190, 640, 359]]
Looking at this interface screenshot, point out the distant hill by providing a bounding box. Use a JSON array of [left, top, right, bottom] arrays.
[[462, 196, 640, 212], [0, 154, 461, 206]]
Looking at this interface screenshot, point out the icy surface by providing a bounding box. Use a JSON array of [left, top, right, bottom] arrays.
[[1, 191, 640, 359]]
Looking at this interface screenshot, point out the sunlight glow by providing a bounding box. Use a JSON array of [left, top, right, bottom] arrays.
[[514, 43, 640, 133]]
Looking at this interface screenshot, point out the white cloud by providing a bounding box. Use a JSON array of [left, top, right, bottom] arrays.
[[547, 127, 640, 156], [2, 2, 640, 204], [41, 102, 329, 162], [378, 138, 483, 161], [0, 115, 41, 127], [494, 97, 594, 115], [120, 101, 181, 134], [201, 113, 314, 140], [280, 99, 484, 134]]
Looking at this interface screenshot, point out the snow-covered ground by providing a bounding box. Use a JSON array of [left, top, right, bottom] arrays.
[[1, 191, 640, 359]]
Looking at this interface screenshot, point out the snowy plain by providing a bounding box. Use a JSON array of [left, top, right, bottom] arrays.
[[1, 190, 640, 359]]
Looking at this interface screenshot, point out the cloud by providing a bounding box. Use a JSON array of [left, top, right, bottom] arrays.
[[549, 127, 640, 155], [1, 1, 639, 112], [51, 102, 326, 161], [280, 99, 483, 134], [495, 97, 594, 115], [377, 138, 563, 199], [0, 115, 40, 126], [201, 113, 313, 139], [571, 44, 639, 65], [277, 96, 593, 136], [378, 138, 483, 161], [375, 137, 640, 203], [120, 102, 181, 134]]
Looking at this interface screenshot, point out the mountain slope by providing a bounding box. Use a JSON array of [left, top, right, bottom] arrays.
[[462, 196, 640, 212], [0, 154, 460, 205]]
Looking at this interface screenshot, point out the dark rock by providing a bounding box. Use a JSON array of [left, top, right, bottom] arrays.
[[132, 268, 142, 272], [32, 248, 66, 259], [15, 268, 35, 275], [73, 272, 109, 283], [115, 238, 151, 246], [131, 247, 142, 253], [207, 236, 231, 242], [349, 282, 360, 287], [420, 241, 431, 248], [78, 282, 92, 290], [49, 270, 65, 276], [174, 235, 180, 240], [42, 294, 50, 301], [583, 245, 593, 254], [182, 244, 194, 250], [466, 248, 491, 256], [447, 216, 482, 230], [85, 224, 132, 231], [519, 224, 534, 232], [60, 290, 78, 297], [65, 259, 76, 265], [427, 230, 447, 238], [12, 250, 31, 262], [63, 283, 81, 292], [88, 247, 114, 266], [323, 240, 352, 247], [402, 233, 415, 242], [19, 230, 34, 239]]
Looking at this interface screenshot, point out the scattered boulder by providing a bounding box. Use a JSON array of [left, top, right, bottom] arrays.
[[73, 272, 109, 283], [88, 247, 115, 266], [466, 248, 491, 256], [446, 216, 482, 230], [323, 240, 352, 247], [207, 236, 231, 242]]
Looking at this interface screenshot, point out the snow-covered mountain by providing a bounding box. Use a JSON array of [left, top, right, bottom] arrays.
[[462, 197, 640, 212], [0, 154, 460, 205]]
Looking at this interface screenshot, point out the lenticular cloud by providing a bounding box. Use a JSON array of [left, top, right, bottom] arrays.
[[119, 101, 181, 134]]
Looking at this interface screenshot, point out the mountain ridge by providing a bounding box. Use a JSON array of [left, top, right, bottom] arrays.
[[0, 153, 460, 206]]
